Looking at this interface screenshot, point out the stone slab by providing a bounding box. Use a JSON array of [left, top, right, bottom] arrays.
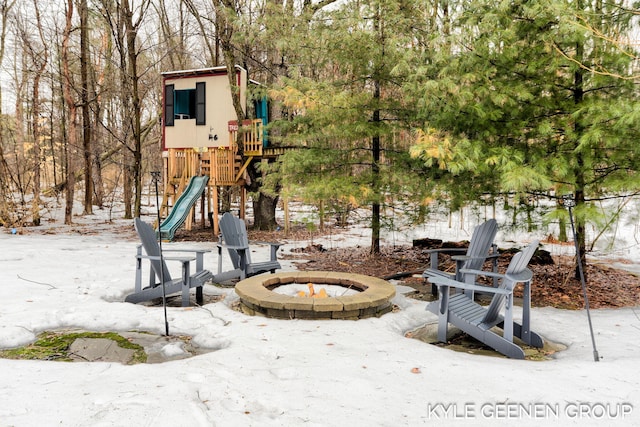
[[68, 338, 135, 364]]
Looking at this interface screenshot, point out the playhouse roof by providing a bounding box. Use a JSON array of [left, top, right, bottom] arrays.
[[161, 65, 245, 78]]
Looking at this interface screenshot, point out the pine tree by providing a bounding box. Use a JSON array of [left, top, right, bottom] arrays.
[[409, 0, 640, 277], [270, 0, 431, 252]]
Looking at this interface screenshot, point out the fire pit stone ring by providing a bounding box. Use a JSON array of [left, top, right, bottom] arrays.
[[235, 271, 396, 319]]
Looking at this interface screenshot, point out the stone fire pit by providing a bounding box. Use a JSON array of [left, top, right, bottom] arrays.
[[235, 271, 396, 319]]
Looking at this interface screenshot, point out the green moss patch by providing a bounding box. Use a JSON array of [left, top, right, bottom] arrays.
[[0, 331, 147, 364]]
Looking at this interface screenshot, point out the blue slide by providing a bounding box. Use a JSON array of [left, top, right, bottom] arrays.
[[159, 175, 209, 241]]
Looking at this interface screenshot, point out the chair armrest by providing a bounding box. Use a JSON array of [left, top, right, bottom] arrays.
[[450, 254, 485, 262], [425, 247, 466, 270], [163, 256, 196, 263], [450, 252, 500, 264], [247, 241, 282, 261], [249, 241, 283, 250], [162, 248, 211, 254], [162, 249, 208, 271], [217, 243, 248, 250], [428, 275, 512, 295], [459, 267, 533, 283], [139, 254, 195, 263], [423, 248, 467, 254]]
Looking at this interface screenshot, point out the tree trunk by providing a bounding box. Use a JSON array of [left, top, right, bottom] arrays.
[[123, 153, 133, 219], [573, 34, 588, 281], [574, 171, 588, 281], [29, 0, 48, 226], [252, 193, 279, 230], [0, 1, 14, 223], [214, 0, 281, 228], [92, 142, 105, 207], [371, 91, 381, 254], [62, 0, 76, 225], [31, 72, 42, 226], [92, 84, 105, 207], [14, 62, 26, 201], [80, 0, 93, 214], [123, 0, 143, 218], [370, 9, 382, 255], [557, 199, 568, 242], [48, 74, 60, 189]]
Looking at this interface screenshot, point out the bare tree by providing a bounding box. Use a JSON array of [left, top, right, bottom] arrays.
[[0, 0, 15, 116], [97, 0, 152, 219], [181, 0, 219, 66], [80, 0, 93, 214], [61, 0, 78, 224], [91, 29, 109, 208], [20, 0, 49, 226], [156, 0, 193, 70], [0, 0, 17, 225]]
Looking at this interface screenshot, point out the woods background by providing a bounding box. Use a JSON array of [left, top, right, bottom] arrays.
[[1, 0, 639, 270]]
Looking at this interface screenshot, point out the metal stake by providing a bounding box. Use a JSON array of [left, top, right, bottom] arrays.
[[151, 171, 170, 336], [563, 194, 599, 361]]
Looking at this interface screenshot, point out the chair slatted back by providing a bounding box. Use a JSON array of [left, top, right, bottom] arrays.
[[464, 219, 498, 271], [219, 212, 252, 268], [482, 240, 539, 324], [135, 218, 172, 283]]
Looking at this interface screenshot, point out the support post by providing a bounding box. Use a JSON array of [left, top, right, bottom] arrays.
[[151, 171, 170, 336], [213, 185, 219, 235], [240, 186, 247, 219], [564, 194, 599, 362]]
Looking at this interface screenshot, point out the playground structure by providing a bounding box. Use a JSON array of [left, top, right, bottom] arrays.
[[159, 65, 279, 237], [158, 175, 209, 241]]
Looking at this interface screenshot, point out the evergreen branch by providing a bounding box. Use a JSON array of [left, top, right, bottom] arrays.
[[551, 40, 639, 81], [525, 190, 640, 203], [588, 196, 634, 251], [571, 11, 638, 61]]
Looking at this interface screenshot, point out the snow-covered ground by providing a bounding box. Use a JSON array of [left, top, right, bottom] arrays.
[[0, 199, 638, 426]]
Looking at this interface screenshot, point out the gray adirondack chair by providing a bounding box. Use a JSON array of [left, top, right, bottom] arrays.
[[422, 219, 499, 296], [426, 240, 544, 359], [216, 212, 282, 282], [126, 218, 213, 307]]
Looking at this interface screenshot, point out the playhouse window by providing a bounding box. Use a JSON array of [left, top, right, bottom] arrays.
[[175, 89, 195, 119], [164, 82, 206, 126]]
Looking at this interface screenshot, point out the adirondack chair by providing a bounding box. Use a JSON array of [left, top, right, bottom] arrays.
[[126, 218, 213, 307], [422, 219, 499, 296], [426, 240, 543, 359], [216, 212, 282, 282]]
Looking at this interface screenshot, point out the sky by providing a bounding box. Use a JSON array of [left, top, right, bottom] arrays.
[[0, 200, 638, 426]]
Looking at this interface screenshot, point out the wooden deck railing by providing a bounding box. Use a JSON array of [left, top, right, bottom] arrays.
[[228, 119, 263, 156], [165, 119, 263, 191]]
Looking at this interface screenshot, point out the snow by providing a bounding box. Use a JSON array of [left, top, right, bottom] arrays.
[[160, 343, 187, 358], [0, 202, 639, 426], [272, 284, 359, 297]]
